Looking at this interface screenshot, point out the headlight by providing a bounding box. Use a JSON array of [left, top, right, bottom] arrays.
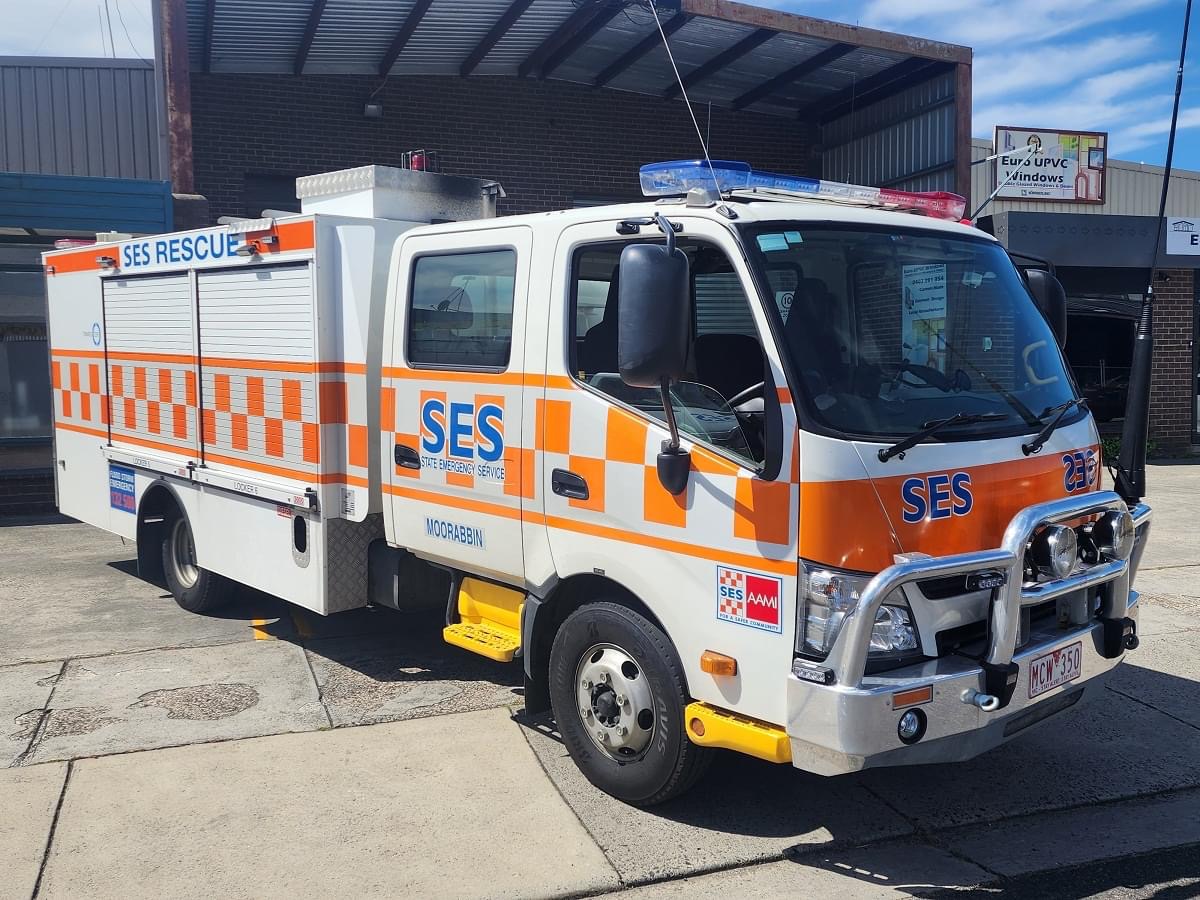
[[1029, 524, 1078, 579], [798, 562, 920, 660], [1092, 510, 1135, 561]]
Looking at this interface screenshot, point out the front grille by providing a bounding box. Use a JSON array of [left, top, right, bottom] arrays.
[[935, 598, 1060, 658]]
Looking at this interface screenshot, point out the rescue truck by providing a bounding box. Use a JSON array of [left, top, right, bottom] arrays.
[[43, 161, 1153, 806]]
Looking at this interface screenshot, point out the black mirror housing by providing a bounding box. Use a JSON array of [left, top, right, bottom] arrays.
[[1026, 269, 1068, 349], [617, 242, 690, 388]]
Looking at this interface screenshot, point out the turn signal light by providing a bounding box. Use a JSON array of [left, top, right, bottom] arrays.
[[700, 650, 738, 676]]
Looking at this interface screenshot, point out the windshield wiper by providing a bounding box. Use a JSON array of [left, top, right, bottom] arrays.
[[1022, 398, 1087, 456], [877, 412, 1009, 462]]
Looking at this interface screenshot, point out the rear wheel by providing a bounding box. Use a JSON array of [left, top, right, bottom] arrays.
[[548, 601, 712, 806], [161, 513, 235, 613]]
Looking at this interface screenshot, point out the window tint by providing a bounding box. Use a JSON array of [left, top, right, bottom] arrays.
[[570, 240, 766, 467], [407, 249, 516, 369]]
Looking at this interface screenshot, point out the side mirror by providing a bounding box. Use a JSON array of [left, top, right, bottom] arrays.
[[1026, 269, 1068, 349], [617, 241, 689, 388], [617, 219, 691, 496]]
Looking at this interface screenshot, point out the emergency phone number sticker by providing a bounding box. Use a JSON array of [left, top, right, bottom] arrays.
[[109, 464, 136, 514], [716, 565, 783, 633]]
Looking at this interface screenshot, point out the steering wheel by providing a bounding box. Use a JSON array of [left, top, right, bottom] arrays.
[[727, 381, 766, 409]]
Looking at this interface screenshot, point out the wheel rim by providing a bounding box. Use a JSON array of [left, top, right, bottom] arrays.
[[169, 518, 199, 589], [574, 642, 656, 762]]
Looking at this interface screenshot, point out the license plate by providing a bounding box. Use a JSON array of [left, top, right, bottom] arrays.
[[1028, 642, 1083, 699]]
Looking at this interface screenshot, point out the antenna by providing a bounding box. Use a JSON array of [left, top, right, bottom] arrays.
[[969, 141, 1042, 222], [646, 0, 721, 193], [1114, 0, 1192, 503]]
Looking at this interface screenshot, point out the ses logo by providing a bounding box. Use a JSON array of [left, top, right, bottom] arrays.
[[900, 472, 973, 524], [716, 565, 783, 633], [1063, 448, 1098, 493], [420, 396, 505, 481]]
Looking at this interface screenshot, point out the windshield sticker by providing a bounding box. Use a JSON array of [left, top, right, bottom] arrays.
[[756, 233, 789, 252], [901, 472, 973, 524], [717, 565, 783, 633], [901, 264, 948, 373], [784, 231, 803, 244], [1063, 449, 1098, 493]]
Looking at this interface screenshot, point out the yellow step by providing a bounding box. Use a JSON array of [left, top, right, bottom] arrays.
[[442, 577, 525, 662], [684, 702, 792, 764], [443, 622, 520, 662]]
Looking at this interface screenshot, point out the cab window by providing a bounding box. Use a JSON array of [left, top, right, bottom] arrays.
[[570, 239, 768, 467], [407, 249, 516, 369]]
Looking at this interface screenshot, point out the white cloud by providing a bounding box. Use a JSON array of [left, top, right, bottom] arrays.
[[861, 0, 1168, 50], [972, 33, 1158, 101]]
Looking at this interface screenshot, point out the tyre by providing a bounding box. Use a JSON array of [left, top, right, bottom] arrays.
[[548, 601, 712, 806], [161, 512, 236, 614]]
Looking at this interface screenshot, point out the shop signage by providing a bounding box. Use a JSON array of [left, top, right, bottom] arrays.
[[1166, 218, 1200, 255], [993, 127, 1107, 203]]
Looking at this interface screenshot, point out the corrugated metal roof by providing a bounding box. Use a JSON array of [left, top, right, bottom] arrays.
[[0, 58, 161, 180], [184, 0, 967, 119]]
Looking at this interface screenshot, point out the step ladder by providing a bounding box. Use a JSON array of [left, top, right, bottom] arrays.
[[443, 577, 523, 662]]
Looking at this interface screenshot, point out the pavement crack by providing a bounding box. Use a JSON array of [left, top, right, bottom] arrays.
[[298, 643, 334, 730], [30, 758, 72, 899], [1106, 683, 1200, 732], [12, 660, 68, 766]]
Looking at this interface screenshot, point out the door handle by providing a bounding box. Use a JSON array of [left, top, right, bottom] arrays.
[[551, 468, 589, 500], [394, 444, 421, 470]]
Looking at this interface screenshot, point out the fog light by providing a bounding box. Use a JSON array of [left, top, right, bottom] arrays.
[[898, 708, 926, 744], [1092, 510, 1135, 561], [1030, 524, 1078, 579]]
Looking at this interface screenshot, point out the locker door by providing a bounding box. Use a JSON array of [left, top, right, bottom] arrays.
[[197, 264, 319, 484], [103, 273, 199, 459]]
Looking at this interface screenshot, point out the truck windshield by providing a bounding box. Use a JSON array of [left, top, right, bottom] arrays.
[[742, 223, 1080, 441]]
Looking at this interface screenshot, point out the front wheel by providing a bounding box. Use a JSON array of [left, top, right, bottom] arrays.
[[548, 602, 712, 806], [161, 513, 236, 614]]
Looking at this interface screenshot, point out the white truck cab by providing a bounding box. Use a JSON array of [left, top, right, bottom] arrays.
[[43, 161, 1152, 806]]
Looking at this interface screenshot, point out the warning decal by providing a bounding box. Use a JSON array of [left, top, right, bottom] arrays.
[[716, 565, 783, 633]]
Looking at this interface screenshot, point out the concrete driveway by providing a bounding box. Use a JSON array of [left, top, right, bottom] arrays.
[[2, 461, 1198, 899]]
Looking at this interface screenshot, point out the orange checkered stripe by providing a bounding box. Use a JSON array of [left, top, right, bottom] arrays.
[[109, 359, 197, 455], [200, 365, 319, 475], [536, 397, 796, 547], [317, 366, 369, 489], [50, 351, 108, 440]]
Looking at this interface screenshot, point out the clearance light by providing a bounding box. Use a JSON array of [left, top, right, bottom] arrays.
[[699, 650, 738, 676], [892, 686, 933, 709], [639, 160, 967, 220], [96, 255, 117, 269]]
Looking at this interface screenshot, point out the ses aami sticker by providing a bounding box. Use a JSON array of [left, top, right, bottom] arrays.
[[109, 464, 136, 513], [716, 566, 783, 633]]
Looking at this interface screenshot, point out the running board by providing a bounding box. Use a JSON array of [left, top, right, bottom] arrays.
[[443, 578, 523, 663]]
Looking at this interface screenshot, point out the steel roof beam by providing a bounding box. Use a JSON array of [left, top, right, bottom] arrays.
[[593, 11, 691, 88], [539, 3, 627, 79], [517, 2, 613, 79], [294, 0, 328, 76], [661, 27, 774, 99], [802, 58, 951, 124], [730, 41, 853, 110], [378, 0, 435, 76], [200, 0, 215, 73], [460, 0, 535, 76]]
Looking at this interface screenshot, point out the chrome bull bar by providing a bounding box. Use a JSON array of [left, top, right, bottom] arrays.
[[823, 491, 1153, 697]]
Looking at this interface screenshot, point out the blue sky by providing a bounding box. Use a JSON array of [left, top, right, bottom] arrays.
[[767, 0, 1197, 169], [6, 0, 1197, 170]]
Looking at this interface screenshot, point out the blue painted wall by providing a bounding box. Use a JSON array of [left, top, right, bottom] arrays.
[[0, 172, 172, 234]]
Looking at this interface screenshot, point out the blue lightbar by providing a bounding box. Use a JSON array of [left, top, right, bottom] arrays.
[[638, 159, 967, 220], [639, 159, 820, 196]]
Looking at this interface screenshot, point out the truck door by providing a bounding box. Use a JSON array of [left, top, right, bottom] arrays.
[[382, 225, 533, 586], [539, 218, 801, 727]]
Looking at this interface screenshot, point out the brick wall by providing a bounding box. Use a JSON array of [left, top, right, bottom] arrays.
[[1148, 268, 1196, 453], [0, 472, 55, 517], [190, 74, 817, 220]]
